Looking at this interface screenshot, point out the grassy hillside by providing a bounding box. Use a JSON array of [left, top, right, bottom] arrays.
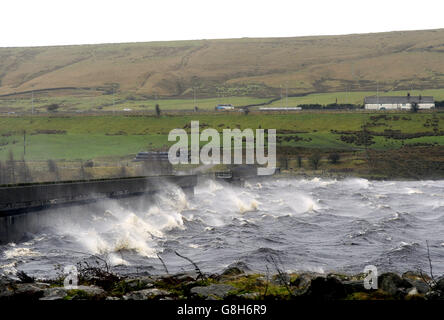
[[1, 29, 444, 107], [0, 112, 442, 161]]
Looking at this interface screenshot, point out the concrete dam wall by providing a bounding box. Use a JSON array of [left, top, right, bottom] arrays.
[[0, 175, 196, 216], [0, 175, 197, 243]]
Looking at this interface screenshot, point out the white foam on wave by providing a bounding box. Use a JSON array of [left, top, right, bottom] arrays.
[[0, 261, 18, 275], [343, 178, 371, 189], [405, 188, 423, 194], [56, 186, 189, 259], [3, 246, 40, 259], [286, 193, 320, 214]]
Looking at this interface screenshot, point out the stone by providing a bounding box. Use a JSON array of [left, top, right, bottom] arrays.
[[221, 262, 251, 277], [434, 277, 444, 292], [0, 276, 16, 299], [406, 279, 430, 294], [402, 271, 428, 282], [271, 273, 291, 286], [378, 273, 412, 297], [290, 273, 314, 289], [123, 278, 154, 290], [190, 284, 236, 299], [8, 283, 49, 300], [40, 287, 69, 300], [342, 280, 366, 295], [123, 288, 170, 300], [40, 285, 105, 301], [239, 292, 260, 299], [408, 288, 418, 296], [303, 276, 346, 300], [425, 290, 444, 300]]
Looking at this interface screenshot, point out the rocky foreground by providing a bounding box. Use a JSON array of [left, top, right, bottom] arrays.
[[1, 263, 444, 301]]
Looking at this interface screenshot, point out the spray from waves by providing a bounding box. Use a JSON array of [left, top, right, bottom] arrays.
[[6, 177, 444, 276], [0, 243, 40, 275], [284, 194, 320, 214], [195, 179, 224, 196], [189, 164, 217, 174], [342, 178, 371, 189], [245, 183, 321, 218], [390, 241, 420, 253], [306, 177, 337, 188], [220, 188, 260, 214], [195, 179, 260, 215], [51, 184, 190, 265], [0, 261, 18, 275], [404, 188, 424, 194], [3, 245, 40, 259]]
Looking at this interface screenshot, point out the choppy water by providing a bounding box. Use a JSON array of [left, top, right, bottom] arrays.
[[1, 177, 444, 279]]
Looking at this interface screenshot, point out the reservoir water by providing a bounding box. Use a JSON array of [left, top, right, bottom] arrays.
[[1, 178, 444, 279]]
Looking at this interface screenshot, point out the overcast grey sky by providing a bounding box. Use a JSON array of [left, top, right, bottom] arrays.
[[1, 0, 443, 47]]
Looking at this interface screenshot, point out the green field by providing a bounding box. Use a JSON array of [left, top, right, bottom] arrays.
[[0, 94, 270, 113], [269, 89, 444, 107], [0, 112, 442, 161], [2, 88, 443, 113]]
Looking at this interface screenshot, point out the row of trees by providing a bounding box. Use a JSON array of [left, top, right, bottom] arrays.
[[0, 154, 102, 185], [0, 151, 32, 185], [280, 152, 341, 170]]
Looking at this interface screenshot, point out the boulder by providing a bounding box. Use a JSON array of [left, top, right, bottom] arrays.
[[3, 282, 50, 300], [406, 279, 430, 294], [425, 290, 444, 300], [434, 277, 444, 292], [290, 273, 315, 289], [123, 288, 170, 300], [40, 287, 69, 300], [303, 276, 346, 300], [222, 262, 251, 277], [122, 277, 155, 291], [378, 273, 412, 297], [0, 276, 16, 299], [40, 285, 105, 300], [161, 272, 199, 284], [190, 284, 236, 300], [239, 292, 260, 300], [401, 271, 431, 294], [342, 280, 367, 295]]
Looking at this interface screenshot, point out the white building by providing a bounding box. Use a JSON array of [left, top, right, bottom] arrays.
[[364, 94, 435, 110]]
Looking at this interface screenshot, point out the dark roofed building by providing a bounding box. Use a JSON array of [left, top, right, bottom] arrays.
[[364, 94, 435, 110], [133, 151, 173, 175]]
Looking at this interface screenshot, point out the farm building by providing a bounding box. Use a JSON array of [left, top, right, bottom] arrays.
[[364, 94, 435, 110], [133, 151, 173, 175]]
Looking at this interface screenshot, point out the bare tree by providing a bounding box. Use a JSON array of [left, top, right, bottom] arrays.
[[0, 161, 6, 184], [47, 159, 60, 181], [7, 150, 16, 184], [297, 155, 302, 168], [79, 161, 92, 180], [17, 159, 32, 183], [118, 166, 127, 178], [309, 152, 321, 170], [328, 153, 340, 164]]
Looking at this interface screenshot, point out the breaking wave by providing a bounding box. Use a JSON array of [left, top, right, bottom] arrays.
[[2, 177, 444, 277]]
